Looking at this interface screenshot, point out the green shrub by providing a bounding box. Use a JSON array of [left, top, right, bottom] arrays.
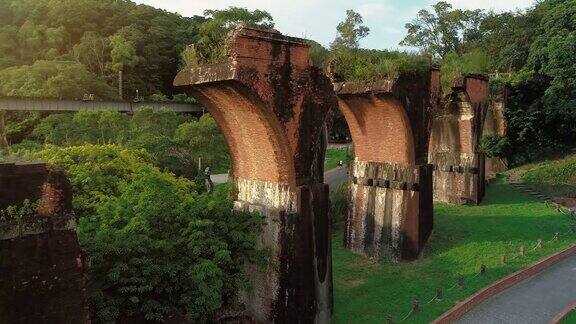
[[332, 48, 431, 82], [23, 144, 157, 216], [0, 199, 41, 222], [80, 172, 265, 322], [440, 50, 490, 92], [175, 114, 230, 174], [479, 134, 511, 159], [27, 109, 230, 178]]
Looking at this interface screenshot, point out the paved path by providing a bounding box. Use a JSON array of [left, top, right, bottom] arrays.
[[327, 143, 352, 150], [211, 166, 348, 193], [211, 173, 230, 184], [324, 166, 348, 192], [456, 254, 576, 324]]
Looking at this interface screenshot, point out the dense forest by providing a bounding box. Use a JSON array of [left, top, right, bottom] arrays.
[[0, 0, 575, 322], [0, 0, 202, 99]]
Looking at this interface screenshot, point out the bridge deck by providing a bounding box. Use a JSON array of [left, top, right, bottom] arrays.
[[0, 97, 203, 113]]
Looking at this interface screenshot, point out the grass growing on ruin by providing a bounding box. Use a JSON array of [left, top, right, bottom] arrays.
[[325, 148, 353, 171], [332, 177, 576, 323]]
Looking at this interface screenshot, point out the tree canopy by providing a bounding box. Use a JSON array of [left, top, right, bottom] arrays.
[[331, 10, 370, 50], [0, 60, 117, 99], [182, 7, 275, 67], [0, 0, 203, 99], [400, 1, 484, 58]]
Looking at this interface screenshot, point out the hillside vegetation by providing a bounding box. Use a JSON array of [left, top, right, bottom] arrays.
[[523, 154, 576, 185], [519, 152, 576, 197]]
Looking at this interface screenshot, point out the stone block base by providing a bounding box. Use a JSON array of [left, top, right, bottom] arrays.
[[344, 160, 433, 262], [429, 151, 485, 205], [0, 229, 90, 323], [234, 181, 332, 323]]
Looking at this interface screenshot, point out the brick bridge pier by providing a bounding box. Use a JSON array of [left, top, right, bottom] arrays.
[[174, 26, 335, 323], [0, 162, 89, 323], [334, 69, 440, 261], [428, 75, 490, 205], [483, 86, 509, 180]]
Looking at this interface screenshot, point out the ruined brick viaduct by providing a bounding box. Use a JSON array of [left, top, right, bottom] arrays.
[[0, 26, 504, 323], [173, 26, 497, 322]]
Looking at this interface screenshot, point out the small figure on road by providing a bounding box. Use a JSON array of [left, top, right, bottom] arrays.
[[204, 166, 214, 193], [338, 160, 344, 167]]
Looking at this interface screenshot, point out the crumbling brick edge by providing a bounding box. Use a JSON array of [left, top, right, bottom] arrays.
[[0, 213, 76, 240], [432, 244, 576, 323], [550, 301, 576, 324]]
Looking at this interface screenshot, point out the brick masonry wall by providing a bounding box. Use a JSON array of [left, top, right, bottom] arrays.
[[429, 75, 489, 205], [484, 100, 508, 179], [0, 162, 90, 323], [334, 71, 439, 261]]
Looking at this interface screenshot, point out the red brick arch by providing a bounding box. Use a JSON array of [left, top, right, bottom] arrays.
[[188, 83, 296, 185], [174, 26, 336, 322], [338, 94, 415, 165], [333, 71, 439, 262]]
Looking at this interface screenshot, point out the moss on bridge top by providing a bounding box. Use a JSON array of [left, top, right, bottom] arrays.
[[329, 48, 432, 83]]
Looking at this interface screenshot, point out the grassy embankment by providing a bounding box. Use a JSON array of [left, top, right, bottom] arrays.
[[562, 309, 576, 323], [325, 148, 353, 171], [506, 150, 576, 198], [332, 177, 576, 323], [520, 152, 576, 198]]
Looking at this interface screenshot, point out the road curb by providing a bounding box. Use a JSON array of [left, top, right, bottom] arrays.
[[432, 244, 576, 324], [551, 301, 576, 324]]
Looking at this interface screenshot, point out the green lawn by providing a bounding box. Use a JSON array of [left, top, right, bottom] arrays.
[[562, 309, 576, 323], [504, 150, 576, 198], [325, 148, 353, 171], [332, 177, 576, 323]]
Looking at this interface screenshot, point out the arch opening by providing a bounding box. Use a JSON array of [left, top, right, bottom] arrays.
[[189, 82, 296, 187], [338, 93, 416, 165]]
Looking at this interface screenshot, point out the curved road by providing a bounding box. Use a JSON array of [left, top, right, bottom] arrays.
[[456, 253, 576, 324], [211, 165, 349, 193]]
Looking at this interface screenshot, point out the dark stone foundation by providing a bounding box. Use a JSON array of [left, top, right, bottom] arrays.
[[0, 162, 90, 323], [344, 160, 433, 261]]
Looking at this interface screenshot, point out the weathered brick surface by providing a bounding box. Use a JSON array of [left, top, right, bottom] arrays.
[[175, 25, 334, 322], [334, 69, 439, 261], [0, 162, 90, 324], [345, 160, 433, 261], [483, 88, 509, 179], [429, 75, 489, 205]]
